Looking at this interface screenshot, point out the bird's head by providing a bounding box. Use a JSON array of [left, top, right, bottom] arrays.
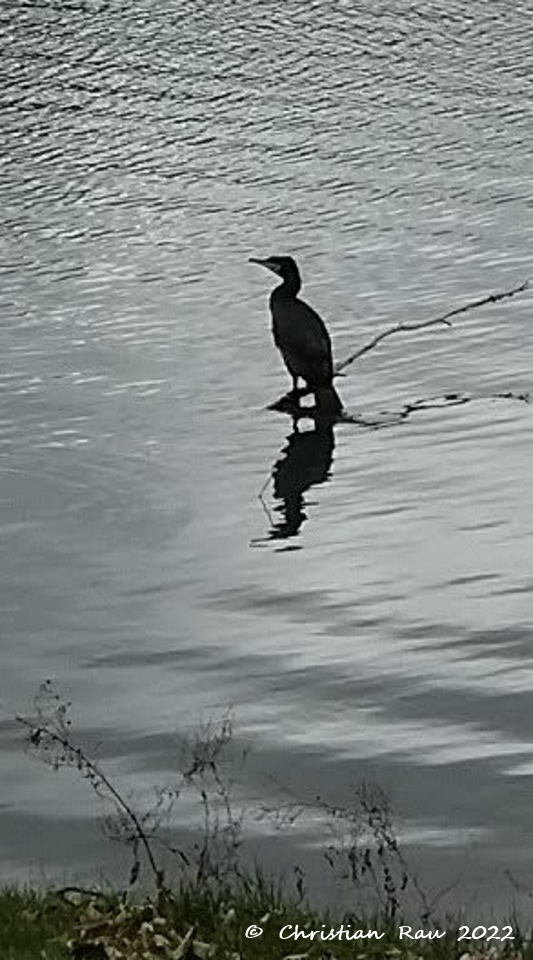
[[248, 255, 300, 286]]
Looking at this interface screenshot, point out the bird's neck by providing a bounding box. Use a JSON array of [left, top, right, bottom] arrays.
[[277, 274, 301, 298]]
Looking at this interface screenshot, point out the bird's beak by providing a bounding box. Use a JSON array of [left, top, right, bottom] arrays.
[[248, 257, 274, 273]]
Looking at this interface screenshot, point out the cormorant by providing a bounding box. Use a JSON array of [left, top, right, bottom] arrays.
[[249, 255, 344, 417]]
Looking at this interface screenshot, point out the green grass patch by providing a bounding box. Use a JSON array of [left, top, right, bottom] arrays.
[[0, 887, 73, 959], [0, 880, 531, 960]]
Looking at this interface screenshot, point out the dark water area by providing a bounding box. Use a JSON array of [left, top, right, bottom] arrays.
[[1, 0, 533, 915]]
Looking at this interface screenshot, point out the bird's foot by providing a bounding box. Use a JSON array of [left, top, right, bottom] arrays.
[[268, 393, 300, 414], [286, 387, 306, 405]]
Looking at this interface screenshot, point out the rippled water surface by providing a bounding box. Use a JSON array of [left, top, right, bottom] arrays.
[[2, 0, 533, 911]]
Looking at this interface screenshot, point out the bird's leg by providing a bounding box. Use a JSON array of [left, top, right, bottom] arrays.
[[287, 375, 301, 405]]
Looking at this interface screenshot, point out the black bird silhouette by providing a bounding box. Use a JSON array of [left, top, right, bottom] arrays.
[[249, 255, 343, 418]]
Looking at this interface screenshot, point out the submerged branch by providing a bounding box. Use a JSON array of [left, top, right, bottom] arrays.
[[266, 389, 530, 430], [335, 279, 529, 374]]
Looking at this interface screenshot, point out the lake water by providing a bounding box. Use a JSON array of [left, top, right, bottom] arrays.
[[1, 0, 533, 916]]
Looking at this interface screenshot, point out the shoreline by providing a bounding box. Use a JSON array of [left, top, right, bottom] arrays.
[[1, 882, 531, 960]]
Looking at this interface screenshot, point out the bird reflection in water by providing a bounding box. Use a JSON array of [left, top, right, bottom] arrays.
[[257, 419, 335, 546]]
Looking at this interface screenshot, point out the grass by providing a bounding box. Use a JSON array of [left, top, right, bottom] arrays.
[[0, 880, 531, 960], [0, 888, 73, 960]]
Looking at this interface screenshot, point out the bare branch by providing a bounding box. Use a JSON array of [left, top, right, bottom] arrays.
[[335, 279, 529, 374], [17, 685, 167, 900]]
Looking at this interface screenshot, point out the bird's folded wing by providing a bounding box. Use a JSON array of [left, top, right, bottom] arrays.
[[274, 299, 332, 358]]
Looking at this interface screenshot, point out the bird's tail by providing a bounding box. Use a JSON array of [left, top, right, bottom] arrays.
[[315, 385, 344, 418]]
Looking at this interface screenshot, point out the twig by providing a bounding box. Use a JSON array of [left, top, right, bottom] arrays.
[[335, 279, 529, 374], [505, 868, 533, 900], [17, 709, 166, 898]]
